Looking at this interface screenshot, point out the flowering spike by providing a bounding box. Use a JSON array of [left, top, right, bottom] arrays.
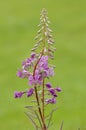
[[14, 8, 61, 130]]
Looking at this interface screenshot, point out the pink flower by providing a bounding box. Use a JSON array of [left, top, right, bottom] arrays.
[[46, 98, 56, 104], [27, 88, 34, 97], [14, 91, 23, 98]]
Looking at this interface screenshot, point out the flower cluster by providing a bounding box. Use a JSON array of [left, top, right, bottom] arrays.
[[14, 88, 34, 98], [17, 54, 54, 82], [45, 83, 61, 104], [15, 54, 61, 104]]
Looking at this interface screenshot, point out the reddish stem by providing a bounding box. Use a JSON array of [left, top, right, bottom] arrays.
[[33, 49, 47, 129], [34, 86, 43, 123], [42, 79, 47, 130]]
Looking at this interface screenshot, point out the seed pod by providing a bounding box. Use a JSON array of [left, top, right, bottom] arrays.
[[37, 30, 41, 34], [48, 40, 53, 45], [43, 18, 46, 22], [38, 23, 42, 27], [31, 47, 37, 51], [34, 34, 40, 40], [36, 38, 43, 44], [34, 44, 39, 47], [49, 39, 55, 43], [47, 28, 53, 33], [45, 23, 49, 27], [48, 49, 55, 53], [45, 31, 48, 36], [51, 46, 56, 51], [48, 34, 52, 38]]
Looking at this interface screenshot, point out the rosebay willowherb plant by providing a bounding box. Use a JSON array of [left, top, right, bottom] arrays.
[[14, 8, 62, 130]]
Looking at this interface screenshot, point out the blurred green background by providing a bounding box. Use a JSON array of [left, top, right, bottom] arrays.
[[0, 0, 86, 130]]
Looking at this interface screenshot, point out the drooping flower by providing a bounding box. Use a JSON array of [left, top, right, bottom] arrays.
[[14, 91, 23, 98], [46, 97, 56, 104], [17, 69, 30, 78], [27, 88, 34, 97], [46, 83, 52, 88], [17, 70, 23, 78], [45, 83, 61, 98], [55, 87, 62, 92], [48, 88, 57, 97]]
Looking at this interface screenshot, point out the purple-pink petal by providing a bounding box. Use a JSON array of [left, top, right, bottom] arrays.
[[30, 52, 36, 59], [14, 91, 23, 98], [55, 87, 62, 92], [46, 83, 52, 88], [28, 74, 42, 86], [17, 70, 23, 78], [48, 88, 57, 97], [46, 98, 56, 104], [27, 88, 34, 97]]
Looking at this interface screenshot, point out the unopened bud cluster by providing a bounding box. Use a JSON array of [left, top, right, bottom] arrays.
[[32, 8, 56, 59]]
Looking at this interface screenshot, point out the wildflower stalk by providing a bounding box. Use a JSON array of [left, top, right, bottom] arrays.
[[14, 8, 61, 130], [33, 9, 48, 130]]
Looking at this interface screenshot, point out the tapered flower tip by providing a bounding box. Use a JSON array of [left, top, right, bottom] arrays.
[[14, 91, 23, 98], [41, 8, 47, 14], [55, 87, 62, 92]]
